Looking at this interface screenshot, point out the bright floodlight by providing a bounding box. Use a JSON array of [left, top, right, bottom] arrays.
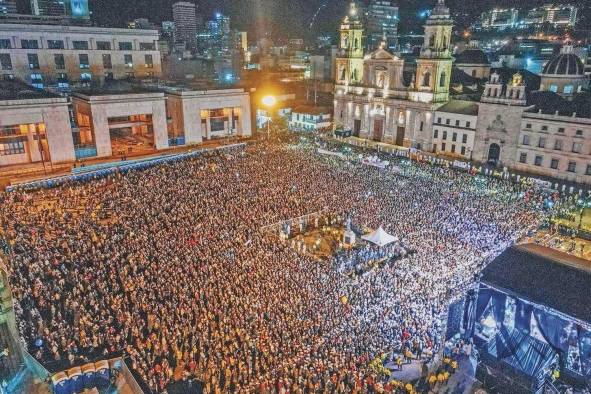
[[262, 95, 277, 107]]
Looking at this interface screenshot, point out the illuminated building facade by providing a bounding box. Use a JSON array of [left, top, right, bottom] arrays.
[[334, 0, 453, 150]]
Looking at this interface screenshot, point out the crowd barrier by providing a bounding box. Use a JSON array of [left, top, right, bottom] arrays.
[[330, 136, 591, 197], [7, 143, 246, 193], [51, 360, 110, 394]]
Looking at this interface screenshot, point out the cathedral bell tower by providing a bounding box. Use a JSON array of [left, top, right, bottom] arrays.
[[335, 2, 364, 85], [411, 0, 453, 103]]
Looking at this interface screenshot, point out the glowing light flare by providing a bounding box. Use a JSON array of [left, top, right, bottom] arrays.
[[262, 95, 277, 107]]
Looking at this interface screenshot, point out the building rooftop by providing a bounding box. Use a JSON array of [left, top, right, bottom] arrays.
[[454, 48, 490, 65], [0, 80, 63, 102], [436, 100, 479, 116], [481, 244, 591, 323], [541, 52, 585, 76], [71, 81, 163, 98], [526, 91, 591, 119], [292, 105, 332, 115]]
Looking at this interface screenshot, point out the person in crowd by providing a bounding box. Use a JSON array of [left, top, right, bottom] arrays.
[[0, 140, 548, 393]]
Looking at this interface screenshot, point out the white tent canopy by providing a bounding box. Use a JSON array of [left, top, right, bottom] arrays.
[[361, 226, 398, 247]]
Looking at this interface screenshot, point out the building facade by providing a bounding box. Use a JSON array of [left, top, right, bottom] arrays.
[[472, 72, 529, 166], [172, 1, 197, 51], [166, 87, 252, 144], [0, 24, 161, 87], [0, 80, 75, 166], [288, 106, 332, 132], [334, 0, 453, 150], [515, 112, 591, 184], [432, 100, 478, 159]]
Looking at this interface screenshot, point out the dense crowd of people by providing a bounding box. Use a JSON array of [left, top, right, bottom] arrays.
[[0, 140, 548, 393]]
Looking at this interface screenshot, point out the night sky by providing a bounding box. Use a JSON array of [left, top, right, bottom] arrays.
[[17, 0, 590, 38]]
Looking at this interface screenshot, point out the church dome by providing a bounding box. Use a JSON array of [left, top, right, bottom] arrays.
[[541, 52, 584, 76], [454, 49, 490, 65]]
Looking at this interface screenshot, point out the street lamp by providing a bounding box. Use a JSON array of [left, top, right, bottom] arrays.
[[262, 95, 276, 139]]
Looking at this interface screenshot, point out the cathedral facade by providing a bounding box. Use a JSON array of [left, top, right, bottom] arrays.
[[334, 0, 453, 150]]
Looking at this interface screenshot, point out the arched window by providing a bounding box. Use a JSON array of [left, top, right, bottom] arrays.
[[564, 85, 574, 94], [354, 38, 359, 50], [340, 67, 346, 81], [423, 72, 431, 87], [352, 69, 358, 81], [439, 72, 446, 87], [428, 34, 435, 47]]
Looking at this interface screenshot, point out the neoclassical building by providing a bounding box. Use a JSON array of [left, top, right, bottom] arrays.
[[334, 0, 453, 150]]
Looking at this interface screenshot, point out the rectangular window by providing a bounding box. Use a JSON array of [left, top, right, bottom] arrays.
[[462, 134, 467, 144], [455, 120, 460, 127], [0, 54, 12, 70], [586, 164, 591, 176], [576, 129, 583, 137], [124, 54, 133, 67], [452, 132, 457, 142], [550, 158, 559, 169], [145, 54, 153, 68], [525, 123, 532, 129], [433, 129, 438, 139], [119, 42, 133, 50], [0, 141, 25, 156], [102, 54, 112, 69], [27, 53, 39, 69], [21, 39, 38, 49], [451, 144, 456, 153], [47, 40, 64, 49], [79, 54, 89, 69], [419, 121, 424, 132], [139, 42, 155, 50], [96, 41, 111, 50], [522, 135, 530, 145], [441, 143, 446, 151], [442, 130, 447, 140], [445, 119, 450, 125], [534, 155, 543, 166], [461, 146, 466, 155], [573, 142, 582, 154], [72, 40, 89, 50], [558, 127, 565, 133], [437, 117, 441, 124], [466, 121, 471, 128], [538, 137, 546, 148], [541, 125, 548, 131], [568, 161, 576, 173], [0, 39, 11, 49], [54, 54, 65, 69], [519, 153, 527, 163], [554, 140, 563, 151]]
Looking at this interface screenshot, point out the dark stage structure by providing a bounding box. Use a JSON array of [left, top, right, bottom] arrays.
[[460, 245, 591, 393]]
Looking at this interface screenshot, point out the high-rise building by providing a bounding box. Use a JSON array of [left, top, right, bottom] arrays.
[[30, 0, 89, 18], [479, 8, 519, 30], [524, 4, 578, 27], [172, 1, 197, 51], [0, 0, 17, 14], [365, 0, 398, 51], [31, 0, 66, 16]]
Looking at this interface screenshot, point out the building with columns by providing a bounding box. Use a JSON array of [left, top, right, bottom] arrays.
[[71, 85, 168, 158], [334, 0, 453, 150], [0, 80, 75, 167], [165, 87, 252, 144]]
